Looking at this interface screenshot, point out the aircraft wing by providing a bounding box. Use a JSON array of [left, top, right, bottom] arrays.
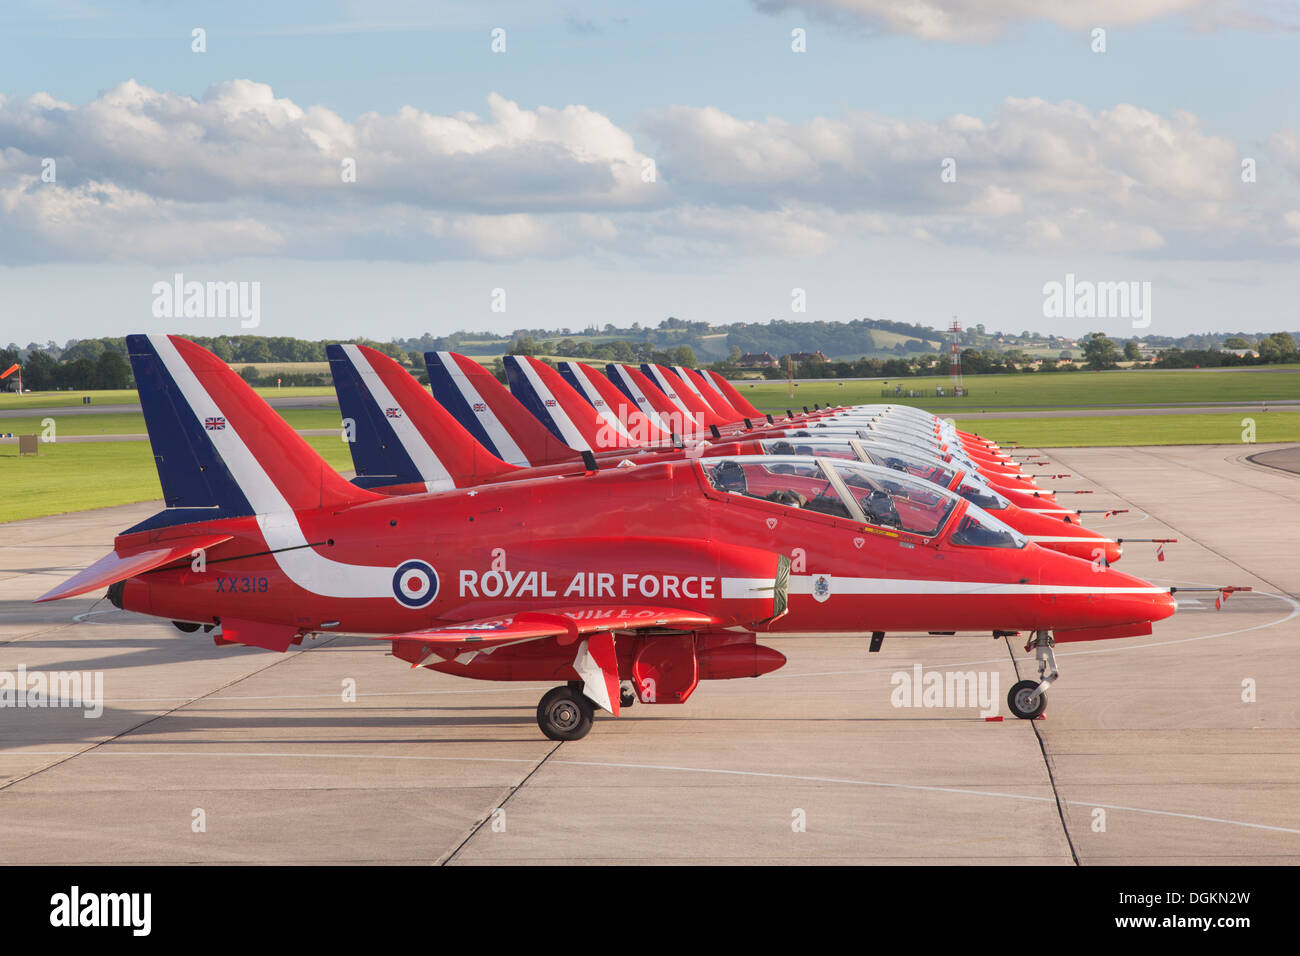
[[377, 605, 723, 715]]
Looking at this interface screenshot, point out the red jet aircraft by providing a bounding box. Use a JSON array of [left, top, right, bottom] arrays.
[[38, 336, 1177, 739], [330, 345, 1120, 562]]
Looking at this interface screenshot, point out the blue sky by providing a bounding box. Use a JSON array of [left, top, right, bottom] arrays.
[[4, 2, 1294, 139], [2, 0, 1299, 343]]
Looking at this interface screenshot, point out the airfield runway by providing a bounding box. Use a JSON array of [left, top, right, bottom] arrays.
[[1, 444, 1297, 864]]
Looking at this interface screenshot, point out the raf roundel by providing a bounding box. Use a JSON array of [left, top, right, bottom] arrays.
[[392, 559, 439, 608]]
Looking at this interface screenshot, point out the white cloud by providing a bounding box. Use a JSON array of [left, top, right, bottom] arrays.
[[0, 79, 1295, 264], [751, 0, 1224, 42], [0, 80, 659, 209], [646, 97, 1276, 254]]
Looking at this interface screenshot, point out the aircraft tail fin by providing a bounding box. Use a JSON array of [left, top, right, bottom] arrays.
[[607, 363, 706, 439], [704, 369, 765, 418], [678, 366, 744, 421], [424, 351, 583, 467], [327, 344, 518, 492], [506, 355, 659, 452], [557, 361, 674, 446], [124, 334, 378, 533], [641, 363, 727, 427]]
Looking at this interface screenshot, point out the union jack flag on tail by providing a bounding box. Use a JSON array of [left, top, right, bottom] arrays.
[[204, 417, 226, 431]]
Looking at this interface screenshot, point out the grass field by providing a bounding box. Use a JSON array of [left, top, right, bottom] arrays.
[[4, 364, 1300, 523], [0, 408, 343, 437], [739, 367, 1300, 412], [234, 361, 331, 377], [0, 385, 335, 410], [954, 412, 1300, 447], [0, 437, 355, 524], [7, 365, 1300, 414]]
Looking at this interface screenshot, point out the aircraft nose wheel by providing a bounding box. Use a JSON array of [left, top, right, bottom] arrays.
[[620, 681, 637, 708], [1007, 680, 1047, 719], [537, 686, 595, 741], [1007, 630, 1057, 719]]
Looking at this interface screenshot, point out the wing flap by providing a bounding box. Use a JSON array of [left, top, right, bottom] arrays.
[[378, 605, 720, 663]]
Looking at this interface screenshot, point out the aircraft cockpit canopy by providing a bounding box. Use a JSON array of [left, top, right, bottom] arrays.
[[702, 456, 1026, 547]]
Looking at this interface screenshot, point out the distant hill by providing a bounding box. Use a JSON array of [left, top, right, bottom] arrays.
[[5, 320, 1299, 390]]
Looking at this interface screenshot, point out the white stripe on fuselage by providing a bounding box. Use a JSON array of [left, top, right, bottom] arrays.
[[342, 344, 453, 492], [149, 335, 395, 599], [720, 575, 1166, 599], [1025, 536, 1117, 545], [434, 351, 529, 467]]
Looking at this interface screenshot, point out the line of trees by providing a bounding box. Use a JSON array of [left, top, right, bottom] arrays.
[[5, 327, 1298, 392], [0, 347, 133, 390], [1, 336, 414, 391]]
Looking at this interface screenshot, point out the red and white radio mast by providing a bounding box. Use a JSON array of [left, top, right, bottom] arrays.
[[948, 318, 964, 395]]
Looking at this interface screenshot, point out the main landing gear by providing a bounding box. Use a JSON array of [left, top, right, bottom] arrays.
[[537, 686, 595, 741], [1007, 630, 1057, 720], [536, 680, 637, 740]]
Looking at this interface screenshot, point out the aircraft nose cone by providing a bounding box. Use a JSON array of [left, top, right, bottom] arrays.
[[1012, 504, 1118, 562], [1103, 567, 1176, 623], [1154, 586, 1177, 620], [1039, 550, 1176, 633]]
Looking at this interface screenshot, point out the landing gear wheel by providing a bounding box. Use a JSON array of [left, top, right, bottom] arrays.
[[537, 686, 595, 741], [1007, 679, 1047, 719], [172, 621, 201, 633], [620, 681, 636, 709]]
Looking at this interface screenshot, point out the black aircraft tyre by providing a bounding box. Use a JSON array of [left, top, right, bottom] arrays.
[[537, 686, 595, 741], [1007, 679, 1047, 719]]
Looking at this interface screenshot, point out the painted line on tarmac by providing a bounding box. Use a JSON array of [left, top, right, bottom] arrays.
[[8, 748, 1299, 838], [92, 688, 542, 704]]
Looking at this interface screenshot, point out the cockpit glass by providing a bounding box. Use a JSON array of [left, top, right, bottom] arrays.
[[949, 508, 1027, 549], [857, 427, 948, 459], [828, 461, 957, 536], [703, 457, 1022, 548], [702, 457, 853, 519], [761, 439, 857, 461], [856, 447, 956, 488], [957, 481, 1010, 511]]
